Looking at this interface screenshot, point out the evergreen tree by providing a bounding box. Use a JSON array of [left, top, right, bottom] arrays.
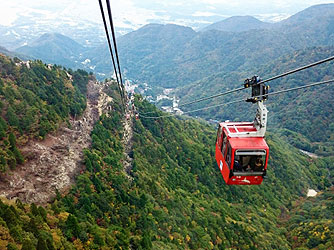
[[21, 238, 36, 250], [6, 106, 19, 127], [37, 237, 49, 250]]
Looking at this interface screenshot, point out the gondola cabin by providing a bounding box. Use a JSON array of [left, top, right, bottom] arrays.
[[216, 121, 269, 185]]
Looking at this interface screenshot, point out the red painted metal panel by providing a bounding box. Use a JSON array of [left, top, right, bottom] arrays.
[[227, 175, 264, 185], [215, 142, 230, 183]]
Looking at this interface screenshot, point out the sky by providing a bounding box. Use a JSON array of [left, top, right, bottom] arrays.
[[0, 0, 334, 30]]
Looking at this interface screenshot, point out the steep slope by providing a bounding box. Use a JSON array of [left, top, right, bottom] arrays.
[[129, 98, 334, 249], [201, 16, 272, 32], [0, 81, 106, 204], [15, 33, 84, 68], [0, 54, 88, 172]]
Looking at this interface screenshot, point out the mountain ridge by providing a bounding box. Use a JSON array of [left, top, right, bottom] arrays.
[[15, 32, 85, 68], [9, 4, 334, 86], [200, 15, 272, 32]]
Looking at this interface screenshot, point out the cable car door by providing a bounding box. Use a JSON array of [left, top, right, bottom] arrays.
[[215, 126, 230, 183]]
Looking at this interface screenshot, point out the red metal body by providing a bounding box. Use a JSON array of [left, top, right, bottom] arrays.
[[215, 122, 269, 185]]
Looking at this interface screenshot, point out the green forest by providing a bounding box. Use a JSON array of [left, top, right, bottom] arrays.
[[0, 54, 333, 249]]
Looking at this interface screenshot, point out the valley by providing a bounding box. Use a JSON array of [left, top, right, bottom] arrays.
[[0, 2, 334, 250]]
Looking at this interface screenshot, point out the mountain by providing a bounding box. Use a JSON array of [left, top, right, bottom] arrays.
[[201, 16, 272, 32], [0, 45, 12, 57], [1, 77, 334, 248], [15, 33, 85, 68], [280, 3, 334, 26], [113, 4, 334, 89], [0, 45, 31, 60], [0, 12, 105, 50], [12, 4, 334, 87]]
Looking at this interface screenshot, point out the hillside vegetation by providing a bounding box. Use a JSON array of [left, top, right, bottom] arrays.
[[0, 65, 333, 248], [283, 187, 334, 249], [0, 54, 89, 172]]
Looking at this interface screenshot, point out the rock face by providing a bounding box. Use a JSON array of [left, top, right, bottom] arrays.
[[122, 104, 134, 180], [0, 80, 111, 204]]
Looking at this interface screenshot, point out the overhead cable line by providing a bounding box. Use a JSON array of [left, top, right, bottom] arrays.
[[178, 55, 334, 107], [260, 55, 334, 84], [140, 99, 245, 119], [178, 87, 245, 108], [98, 0, 122, 97], [139, 79, 334, 119], [105, 0, 125, 100]]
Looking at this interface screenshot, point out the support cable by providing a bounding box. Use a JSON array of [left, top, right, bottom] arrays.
[[98, 1, 121, 91], [105, 0, 125, 99], [139, 79, 334, 119], [178, 56, 334, 107]]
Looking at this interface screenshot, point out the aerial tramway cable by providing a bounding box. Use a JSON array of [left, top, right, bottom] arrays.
[[260, 55, 334, 84], [178, 55, 334, 107], [139, 79, 334, 119], [105, 0, 125, 99], [98, 0, 123, 99], [98, 0, 126, 108]]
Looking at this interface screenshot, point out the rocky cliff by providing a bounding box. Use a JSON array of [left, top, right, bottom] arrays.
[[0, 80, 112, 203]]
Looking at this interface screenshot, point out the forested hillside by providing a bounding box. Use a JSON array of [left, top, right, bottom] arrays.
[[284, 187, 334, 249], [0, 54, 89, 172], [0, 71, 333, 249], [0, 3, 333, 249]]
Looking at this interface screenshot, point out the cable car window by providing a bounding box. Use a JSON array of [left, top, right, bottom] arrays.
[[216, 126, 222, 144], [222, 133, 227, 154], [235, 150, 266, 156], [234, 150, 266, 173], [226, 144, 232, 167]]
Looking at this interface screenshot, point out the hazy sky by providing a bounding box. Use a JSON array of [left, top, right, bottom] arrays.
[[1, 0, 334, 28]]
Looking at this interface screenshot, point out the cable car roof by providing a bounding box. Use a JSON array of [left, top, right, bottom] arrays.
[[229, 136, 269, 150]]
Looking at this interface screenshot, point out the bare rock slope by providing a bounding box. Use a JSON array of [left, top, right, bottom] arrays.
[[0, 81, 111, 204]]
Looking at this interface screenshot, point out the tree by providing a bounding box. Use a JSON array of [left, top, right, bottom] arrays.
[[8, 132, 16, 149], [7, 243, 19, 250], [65, 214, 80, 240], [31, 203, 40, 217], [37, 237, 49, 250], [140, 231, 152, 249], [6, 106, 19, 127], [21, 238, 36, 250]]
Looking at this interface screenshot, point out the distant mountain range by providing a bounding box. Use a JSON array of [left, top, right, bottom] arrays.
[[2, 4, 334, 88], [115, 4, 334, 88]]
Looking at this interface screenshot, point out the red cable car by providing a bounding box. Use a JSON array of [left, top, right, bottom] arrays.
[[215, 79, 269, 185]]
